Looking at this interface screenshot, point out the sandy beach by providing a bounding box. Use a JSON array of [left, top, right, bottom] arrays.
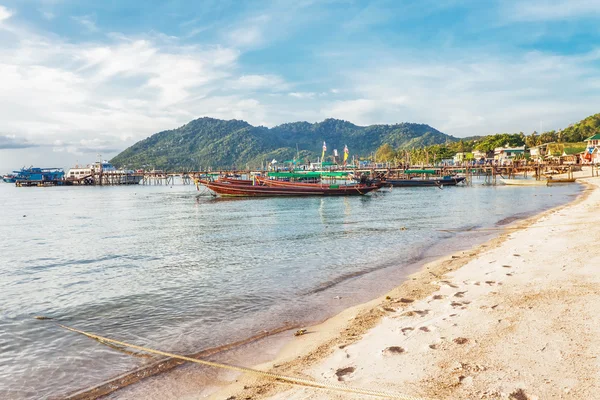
[[210, 173, 600, 400]]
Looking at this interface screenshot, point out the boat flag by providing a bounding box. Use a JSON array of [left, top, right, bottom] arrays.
[[343, 145, 349, 165], [321, 141, 327, 162]]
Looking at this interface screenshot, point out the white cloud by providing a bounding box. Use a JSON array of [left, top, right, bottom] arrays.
[[0, 5, 13, 22], [40, 10, 55, 20], [229, 74, 287, 90], [323, 50, 600, 135], [505, 0, 600, 21], [72, 15, 98, 32], [0, 22, 250, 169], [228, 25, 263, 47], [289, 92, 316, 99]]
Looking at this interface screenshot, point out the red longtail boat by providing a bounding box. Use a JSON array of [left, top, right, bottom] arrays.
[[196, 179, 379, 197], [257, 176, 373, 189]]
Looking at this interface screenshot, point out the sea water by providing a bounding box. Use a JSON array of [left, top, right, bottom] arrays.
[[0, 180, 582, 399]]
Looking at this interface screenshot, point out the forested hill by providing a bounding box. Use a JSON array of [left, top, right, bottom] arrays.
[[110, 117, 456, 170]]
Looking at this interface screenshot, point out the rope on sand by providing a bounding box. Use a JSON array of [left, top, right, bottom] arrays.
[[36, 318, 430, 400]]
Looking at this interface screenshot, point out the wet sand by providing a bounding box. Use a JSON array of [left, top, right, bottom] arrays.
[[210, 172, 600, 400]]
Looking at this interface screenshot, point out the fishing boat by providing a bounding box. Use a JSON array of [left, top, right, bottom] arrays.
[[257, 177, 369, 188], [500, 178, 548, 186], [13, 167, 65, 186], [196, 179, 379, 197], [501, 177, 577, 186], [2, 174, 16, 183], [384, 176, 466, 187], [546, 177, 577, 184]]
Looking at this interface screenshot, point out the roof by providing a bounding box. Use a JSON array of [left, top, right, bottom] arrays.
[[585, 134, 600, 141], [404, 169, 439, 175], [268, 171, 349, 178], [530, 142, 554, 149]]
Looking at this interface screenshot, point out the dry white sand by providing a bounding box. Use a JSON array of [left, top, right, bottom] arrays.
[[211, 173, 600, 400]]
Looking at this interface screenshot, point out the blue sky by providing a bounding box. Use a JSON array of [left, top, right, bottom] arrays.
[[1, 0, 600, 170]]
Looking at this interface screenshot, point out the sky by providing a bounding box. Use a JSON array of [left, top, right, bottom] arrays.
[[1, 0, 600, 170]]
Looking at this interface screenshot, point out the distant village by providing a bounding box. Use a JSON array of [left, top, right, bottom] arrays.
[[447, 134, 600, 166]]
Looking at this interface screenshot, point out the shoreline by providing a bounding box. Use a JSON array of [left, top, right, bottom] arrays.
[[209, 176, 596, 400], [57, 179, 586, 400]]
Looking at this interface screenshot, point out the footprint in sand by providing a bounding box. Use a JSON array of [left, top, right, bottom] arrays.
[[454, 291, 468, 298], [335, 367, 355, 381], [432, 294, 446, 300], [401, 327, 414, 334], [439, 280, 459, 288], [453, 337, 469, 345], [382, 346, 405, 356], [400, 309, 430, 317], [419, 326, 431, 332]]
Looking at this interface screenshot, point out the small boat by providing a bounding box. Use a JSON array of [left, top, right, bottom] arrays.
[[2, 174, 16, 183], [384, 176, 465, 187], [546, 177, 577, 184], [500, 178, 548, 186], [197, 179, 379, 197]]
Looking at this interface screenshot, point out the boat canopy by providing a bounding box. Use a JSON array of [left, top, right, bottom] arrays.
[[404, 169, 440, 175], [268, 171, 349, 178]]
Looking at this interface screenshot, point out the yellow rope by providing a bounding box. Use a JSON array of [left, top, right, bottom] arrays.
[[44, 320, 429, 400]]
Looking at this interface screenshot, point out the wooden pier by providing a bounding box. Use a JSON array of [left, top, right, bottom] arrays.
[[13, 162, 588, 187]]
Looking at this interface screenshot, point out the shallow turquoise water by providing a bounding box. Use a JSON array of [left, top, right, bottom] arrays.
[[0, 181, 581, 399]]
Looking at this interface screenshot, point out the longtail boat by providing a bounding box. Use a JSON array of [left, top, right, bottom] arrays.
[[257, 176, 367, 188], [196, 179, 379, 197]]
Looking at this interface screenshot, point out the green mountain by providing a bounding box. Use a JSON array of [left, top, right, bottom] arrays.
[[110, 117, 456, 170]]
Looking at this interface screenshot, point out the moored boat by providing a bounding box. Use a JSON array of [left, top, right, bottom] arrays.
[[2, 174, 16, 183], [546, 177, 577, 184], [384, 176, 465, 187], [196, 179, 379, 197], [257, 176, 368, 188], [500, 178, 548, 186], [13, 167, 65, 186]]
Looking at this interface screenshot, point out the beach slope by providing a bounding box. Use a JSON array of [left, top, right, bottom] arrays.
[[212, 178, 600, 400]]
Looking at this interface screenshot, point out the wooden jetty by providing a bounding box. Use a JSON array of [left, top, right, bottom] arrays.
[[10, 161, 586, 187]]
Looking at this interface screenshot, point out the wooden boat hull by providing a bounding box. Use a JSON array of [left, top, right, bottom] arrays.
[[547, 178, 577, 184], [219, 178, 254, 185], [258, 177, 368, 189], [385, 177, 465, 187], [199, 180, 378, 197], [500, 178, 548, 186]]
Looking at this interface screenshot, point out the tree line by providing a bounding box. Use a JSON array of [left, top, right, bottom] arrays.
[[373, 113, 600, 164]]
